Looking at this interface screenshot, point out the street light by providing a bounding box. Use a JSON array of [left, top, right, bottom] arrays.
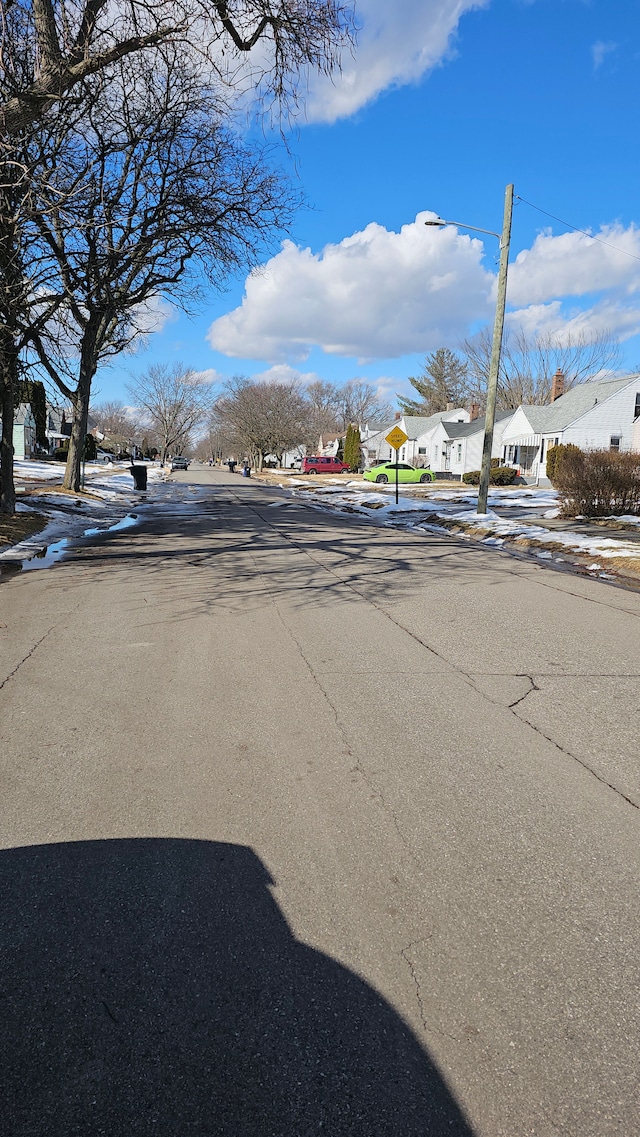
[[425, 183, 514, 514]]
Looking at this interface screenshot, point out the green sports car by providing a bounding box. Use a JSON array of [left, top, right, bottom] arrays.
[[363, 461, 436, 484]]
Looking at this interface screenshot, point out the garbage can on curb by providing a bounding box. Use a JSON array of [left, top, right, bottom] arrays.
[[242, 464, 251, 477], [130, 463, 148, 490]]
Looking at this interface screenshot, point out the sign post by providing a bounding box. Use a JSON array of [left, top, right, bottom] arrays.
[[384, 426, 409, 505]]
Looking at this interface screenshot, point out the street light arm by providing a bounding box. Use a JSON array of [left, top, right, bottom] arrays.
[[425, 219, 501, 241]]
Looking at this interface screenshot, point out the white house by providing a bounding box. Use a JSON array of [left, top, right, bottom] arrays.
[[429, 411, 514, 479], [501, 375, 640, 481], [13, 404, 36, 460], [361, 410, 471, 468]]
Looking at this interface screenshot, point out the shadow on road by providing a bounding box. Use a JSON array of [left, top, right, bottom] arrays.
[[1, 838, 475, 1136], [35, 483, 513, 626]]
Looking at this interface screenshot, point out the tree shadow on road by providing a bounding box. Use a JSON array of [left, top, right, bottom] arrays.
[[29, 484, 517, 627], [1, 838, 476, 1136]]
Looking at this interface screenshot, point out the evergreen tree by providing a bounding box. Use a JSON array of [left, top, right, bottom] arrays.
[[343, 423, 361, 472], [397, 349, 469, 416]]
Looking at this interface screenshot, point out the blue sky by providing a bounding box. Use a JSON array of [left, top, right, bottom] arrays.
[[98, 0, 640, 408]]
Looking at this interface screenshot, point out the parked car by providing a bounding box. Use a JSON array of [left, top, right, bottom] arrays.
[[363, 462, 435, 484], [302, 456, 350, 475], [171, 456, 189, 471]]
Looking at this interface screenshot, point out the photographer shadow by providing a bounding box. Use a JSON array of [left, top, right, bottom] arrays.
[[1, 838, 475, 1135]]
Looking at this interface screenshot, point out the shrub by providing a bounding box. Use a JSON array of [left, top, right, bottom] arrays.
[[545, 442, 582, 485], [554, 448, 640, 517], [490, 457, 500, 468], [462, 466, 517, 486], [491, 466, 517, 485], [53, 447, 68, 461]]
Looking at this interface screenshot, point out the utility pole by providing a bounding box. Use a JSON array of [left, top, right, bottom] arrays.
[[477, 183, 513, 515]]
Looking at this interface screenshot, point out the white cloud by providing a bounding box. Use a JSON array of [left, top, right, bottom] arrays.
[[192, 368, 224, 386], [307, 0, 489, 122], [592, 40, 617, 72], [207, 214, 494, 361], [507, 300, 640, 346], [249, 364, 324, 385], [508, 225, 640, 306], [130, 295, 177, 336]]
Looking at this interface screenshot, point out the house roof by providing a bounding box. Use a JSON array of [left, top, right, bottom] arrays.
[[440, 411, 512, 439], [14, 403, 35, 426], [401, 410, 467, 437], [521, 376, 637, 434]]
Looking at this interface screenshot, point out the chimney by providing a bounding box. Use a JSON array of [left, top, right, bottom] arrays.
[[469, 402, 481, 421], [446, 401, 454, 411], [394, 411, 401, 420], [550, 369, 565, 402]]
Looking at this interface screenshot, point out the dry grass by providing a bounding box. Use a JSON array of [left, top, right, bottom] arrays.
[[0, 511, 48, 551]]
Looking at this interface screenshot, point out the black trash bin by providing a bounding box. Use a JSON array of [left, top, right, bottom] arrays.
[[130, 463, 148, 490]]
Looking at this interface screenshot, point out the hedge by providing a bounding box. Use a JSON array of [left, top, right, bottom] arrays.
[[545, 443, 582, 485], [462, 466, 517, 486], [553, 448, 640, 517]]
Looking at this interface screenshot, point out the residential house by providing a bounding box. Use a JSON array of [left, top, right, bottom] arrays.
[[45, 403, 69, 452], [500, 374, 640, 482], [12, 404, 36, 459], [361, 409, 472, 468], [429, 411, 514, 480]]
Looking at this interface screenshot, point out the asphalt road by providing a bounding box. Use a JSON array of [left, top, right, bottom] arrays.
[[1, 467, 638, 1136]]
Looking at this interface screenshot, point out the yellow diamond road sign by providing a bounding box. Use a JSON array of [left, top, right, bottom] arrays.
[[385, 426, 408, 451]]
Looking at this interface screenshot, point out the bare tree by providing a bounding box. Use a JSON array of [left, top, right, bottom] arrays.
[[213, 376, 309, 470], [21, 55, 295, 491], [0, 1, 354, 137], [338, 380, 393, 430], [91, 400, 139, 455], [304, 379, 344, 438], [0, 0, 354, 511], [127, 363, 213, 463], [461, 326, 622, 410]]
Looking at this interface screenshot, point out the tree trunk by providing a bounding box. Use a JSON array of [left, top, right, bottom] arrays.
[[62, 389, 90, 492], [63, 348, 96, 491], [0, 175, 21, 515], [0, 332, 17, 514]]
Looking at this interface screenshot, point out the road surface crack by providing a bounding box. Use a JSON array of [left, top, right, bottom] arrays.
[[401, 940, 459, 1043], [508, 674, 540, 710], [0, 625, 57, 691], [243, 496, 640, 814]]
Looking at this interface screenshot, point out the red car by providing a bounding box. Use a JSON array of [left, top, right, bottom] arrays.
[[301, 456, 351, 475]]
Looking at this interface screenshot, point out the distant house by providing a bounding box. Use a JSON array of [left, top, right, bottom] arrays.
[[12, 404, 36, 460], [501, 375, 640, 481], [318, 433, 343, 458], [45, 403, 70, 452], [429, 411, 514, 479], [361, 409, 472, 468]]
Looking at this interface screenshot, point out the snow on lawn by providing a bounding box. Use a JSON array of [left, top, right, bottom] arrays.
[[284, 481, 640, 564], [14, 459, 72, 481], [1, 464, 167, 562]]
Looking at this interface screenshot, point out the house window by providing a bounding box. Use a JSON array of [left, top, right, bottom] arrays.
[[456, 443, 462, 461], [418, 447, 427, 455], [610, 436, 621, 451], [635, 394, 640, 420]]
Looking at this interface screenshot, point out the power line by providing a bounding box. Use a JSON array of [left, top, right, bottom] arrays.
[[515, 195, 640, 265]]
